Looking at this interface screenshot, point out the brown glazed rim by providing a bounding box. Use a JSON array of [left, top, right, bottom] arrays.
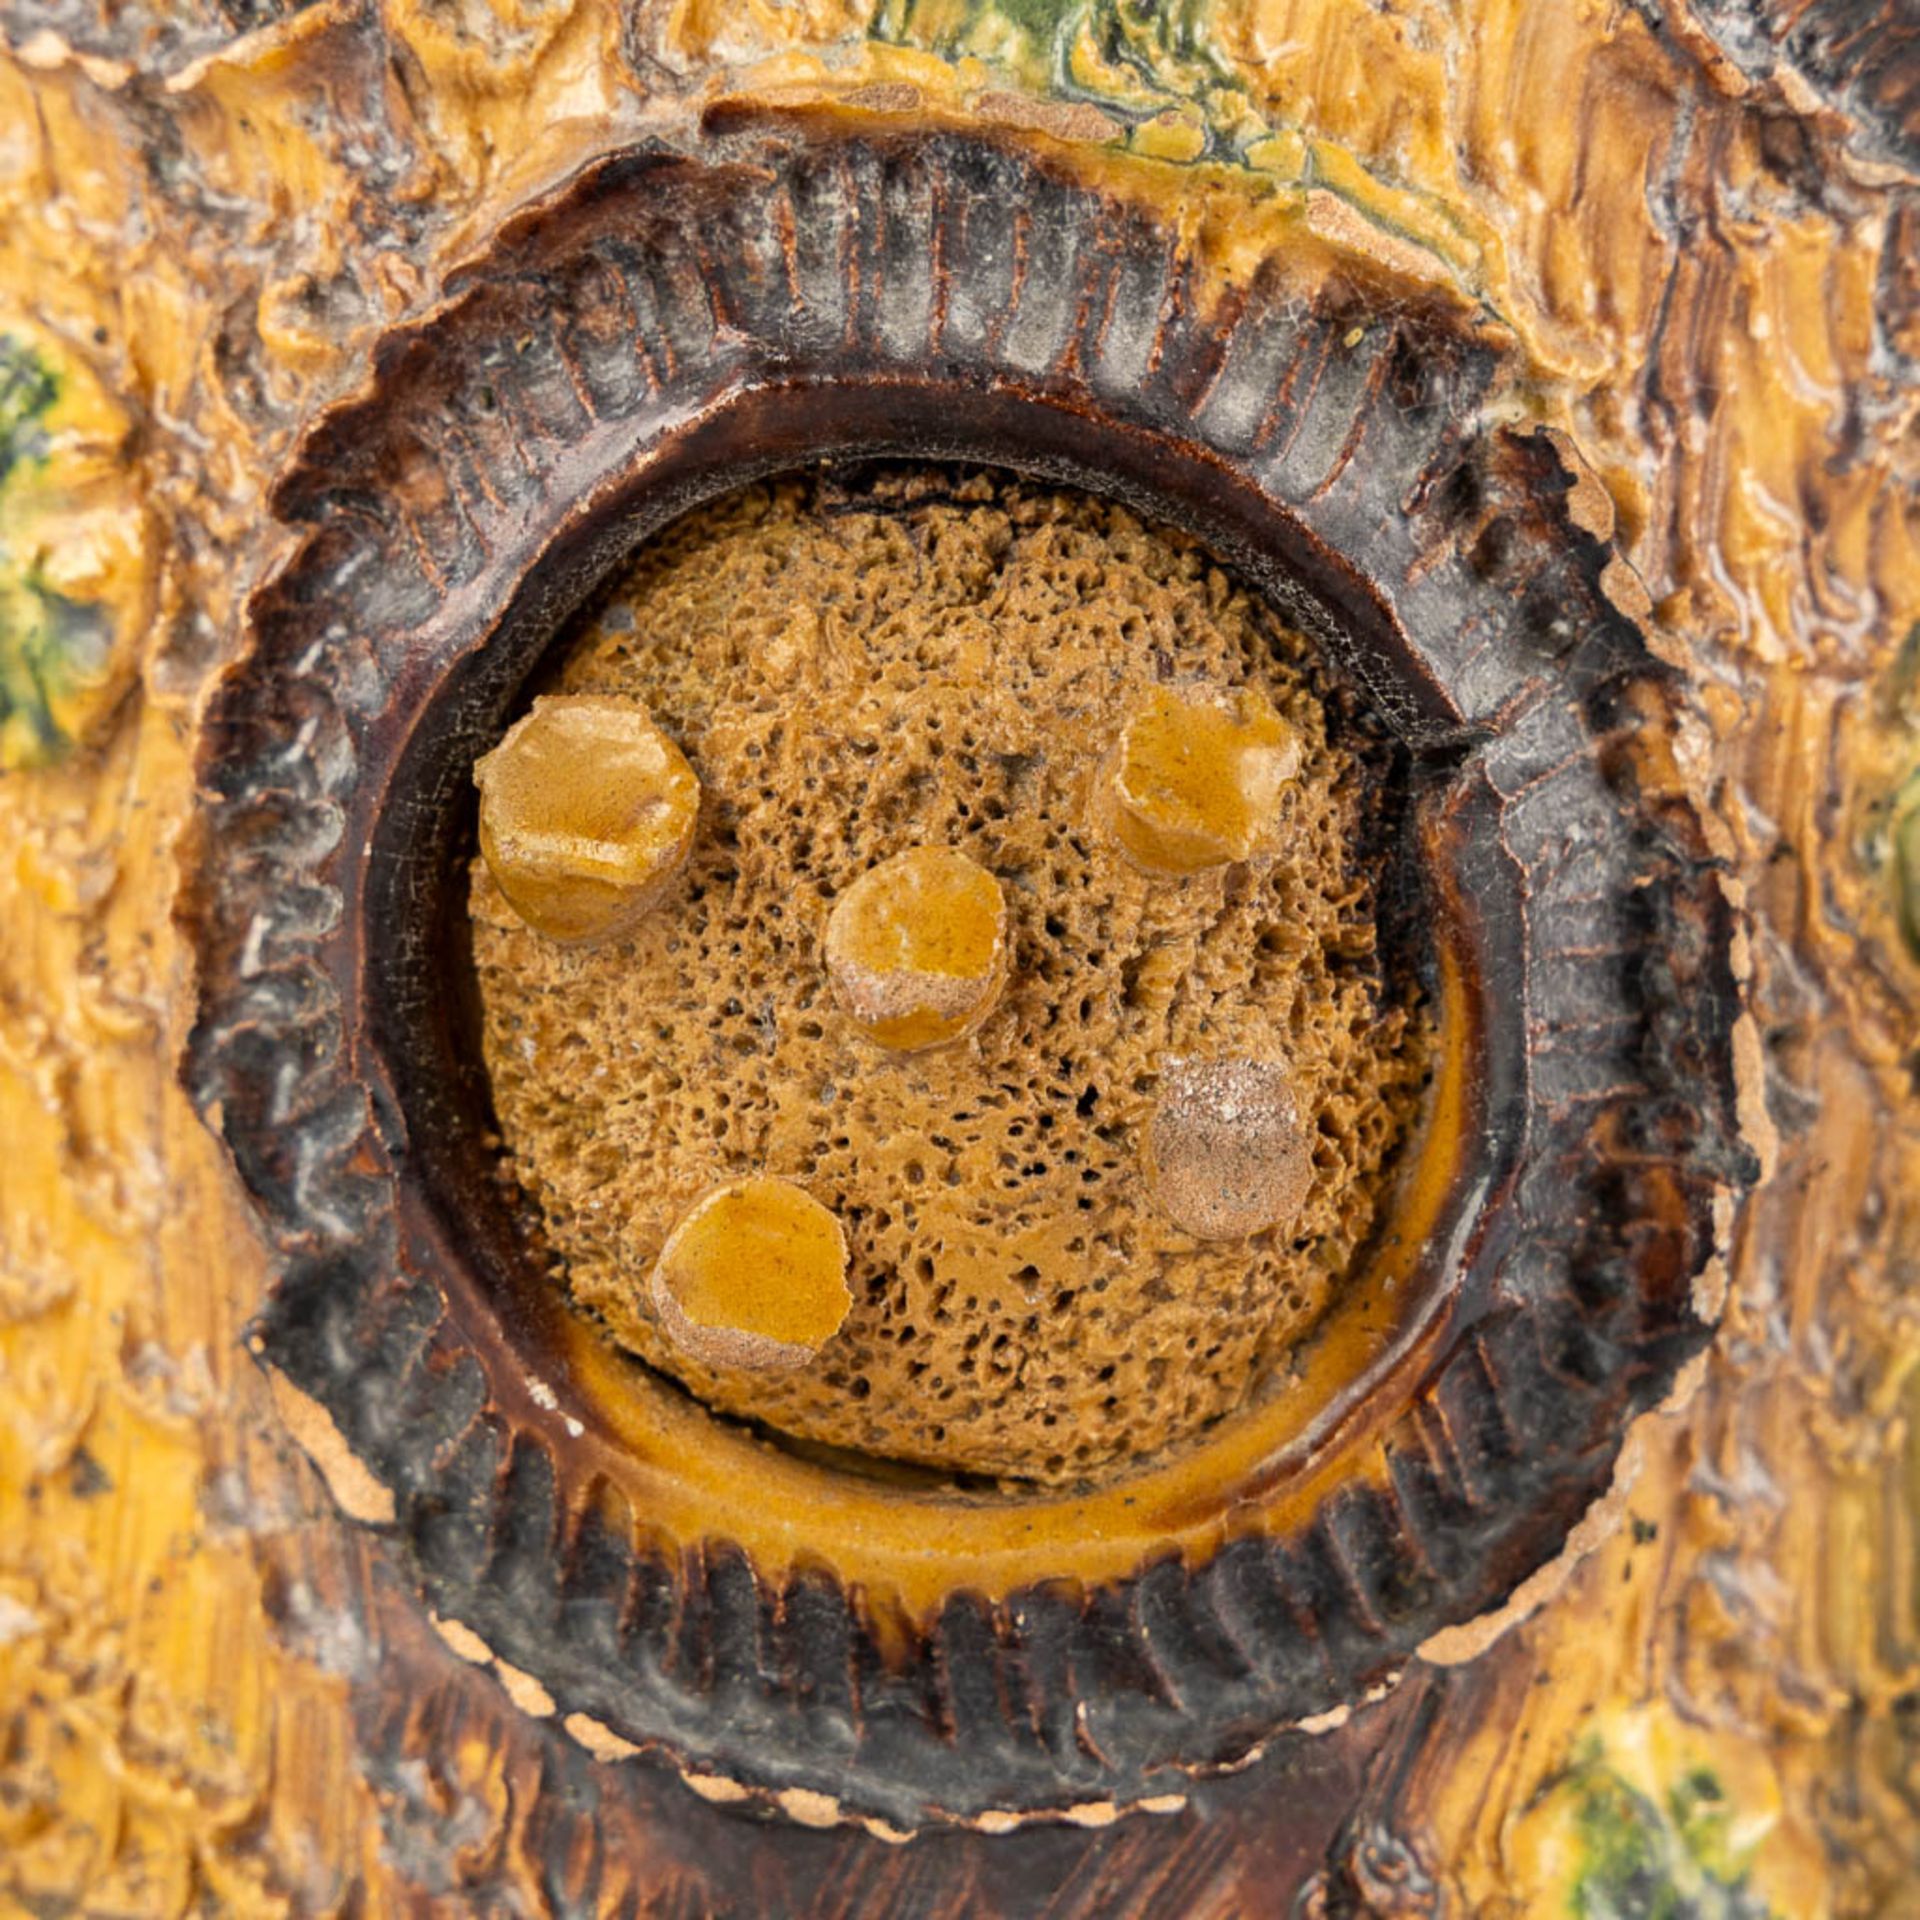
[[183, 118, 1756, 1831]]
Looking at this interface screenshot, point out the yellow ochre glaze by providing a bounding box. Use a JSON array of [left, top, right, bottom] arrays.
[[1096, 685, 1300, 876], [475, 695, 700, 946], [824, 845, 1009, 1050], [650, 1176, 852, 1371]]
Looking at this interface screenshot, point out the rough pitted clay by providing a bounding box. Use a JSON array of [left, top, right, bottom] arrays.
[[472, 467, 1432, 1484]]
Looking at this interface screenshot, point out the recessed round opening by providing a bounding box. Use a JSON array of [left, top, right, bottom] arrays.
[[348, 384, 1515, 1617], [464, 461, 1442, 1492], [187, 124, 1748, 1823]]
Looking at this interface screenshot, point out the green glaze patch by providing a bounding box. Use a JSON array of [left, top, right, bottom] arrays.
[[0, 334, 115, 770], [0, 341, 59, 488], [871, 0, 1487, 302], [1894, 777, 1920, 962], [1564, 1744, 1776, 1920], [876, 0, 1255, 151]]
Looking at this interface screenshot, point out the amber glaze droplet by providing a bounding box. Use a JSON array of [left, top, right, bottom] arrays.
[[650, 1177, 852, 1373], [1144, 1057, 1314, 1240], [1096, 685, 1300, 876], [474, 694, 700, 946], [823, 845, 1009, 1051]]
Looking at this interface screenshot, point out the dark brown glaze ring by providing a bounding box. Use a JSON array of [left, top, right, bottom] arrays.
[[182, 120, 1756, 1831]]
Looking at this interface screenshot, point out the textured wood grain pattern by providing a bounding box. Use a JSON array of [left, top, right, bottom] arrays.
[[0, 0, 1915, 1911]]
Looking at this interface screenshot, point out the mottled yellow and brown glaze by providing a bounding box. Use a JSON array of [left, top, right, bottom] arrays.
[[0, 0, 1914, 1912]]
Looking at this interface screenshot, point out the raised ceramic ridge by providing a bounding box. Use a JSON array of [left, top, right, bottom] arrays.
[[181, 119, 1755, 1830]]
